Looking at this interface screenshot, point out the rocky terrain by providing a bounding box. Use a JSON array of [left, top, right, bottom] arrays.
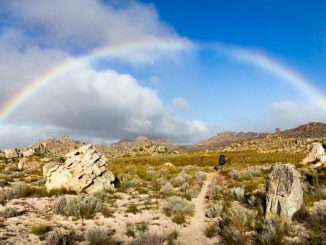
[[205, 122, 326, 153], [97, 136, 179, 157], [0, 122, 325, 244]]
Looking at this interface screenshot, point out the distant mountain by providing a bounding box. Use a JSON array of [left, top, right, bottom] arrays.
[[197, 131, 264, 146], [281, 122, 326, 138]]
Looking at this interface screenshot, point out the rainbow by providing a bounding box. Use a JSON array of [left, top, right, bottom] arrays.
[[0, 40, 325, 124], [0, 38, 190, 124]]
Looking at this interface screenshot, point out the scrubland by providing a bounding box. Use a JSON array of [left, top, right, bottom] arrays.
[[0, 150, 325, 244]]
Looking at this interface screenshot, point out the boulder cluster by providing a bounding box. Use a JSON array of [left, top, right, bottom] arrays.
[[45, 144, 115, 194]]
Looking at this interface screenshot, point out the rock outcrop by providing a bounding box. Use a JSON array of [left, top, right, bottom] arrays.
[[301, 142, 326, 167], [29, 135, 82, 157], [21, 148, 35, 157], [45, 144, 115, 194], [265, 163, 303, 220], [18, 158, 26, 170], [43, 161, 61, 177], [4, 149, 19, 158]]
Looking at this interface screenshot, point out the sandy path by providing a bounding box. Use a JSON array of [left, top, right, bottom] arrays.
[[177, 172, 217, 245]]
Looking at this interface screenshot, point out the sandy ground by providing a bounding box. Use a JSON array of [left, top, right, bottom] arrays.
[[177, 173, 218, 245]]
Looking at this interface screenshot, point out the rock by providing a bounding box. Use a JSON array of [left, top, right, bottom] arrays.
[[163, 162, 175, 168], [4, 148, 19, 158], [45, 144, 115, 194], [302, 142, 325, 164], [21, 148, 35, 157], [18, 158, 26, 170], [43, 161, 61, 177], [265, 163, 303, 220]]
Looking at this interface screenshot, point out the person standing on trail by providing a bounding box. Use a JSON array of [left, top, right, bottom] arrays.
[[214, 154, 226, 170]]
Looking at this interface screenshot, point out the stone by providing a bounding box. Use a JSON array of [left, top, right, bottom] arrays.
[[45, 144, 115, 194], [164, 162, 175, 168], [265, 163, 303, 220], [18, 158, 26, 170], [43, 161, 61, 177], [302, 142, 325, 164], [21, 149, 35, 157], [4, 149, 19, 158]]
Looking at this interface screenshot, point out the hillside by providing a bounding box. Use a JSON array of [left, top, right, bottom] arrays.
[[198, 131, 264, 146], [281, 122, 326, 138], [199, 122, 326, 153]]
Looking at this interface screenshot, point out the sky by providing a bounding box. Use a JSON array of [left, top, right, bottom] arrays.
[[0, 0, 325, 148]]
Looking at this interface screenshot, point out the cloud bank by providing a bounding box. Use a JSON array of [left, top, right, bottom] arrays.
[[0, 0, 212, 148]]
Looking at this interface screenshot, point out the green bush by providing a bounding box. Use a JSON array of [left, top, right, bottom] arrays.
[[162, 196, 195, 217], [53, 195, 103, 219], [85, 226, 115, 245], [30, 224, 48, 235]]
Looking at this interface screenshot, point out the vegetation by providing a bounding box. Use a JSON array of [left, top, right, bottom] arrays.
[[53, 195, 103, 219]]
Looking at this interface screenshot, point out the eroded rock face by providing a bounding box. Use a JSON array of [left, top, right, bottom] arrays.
[[302, 142, 326, 166], [21, 149, 35, 157], [4, 149, 19, 158], [45, 144, 115, 194], [265, 163, 303, 220]]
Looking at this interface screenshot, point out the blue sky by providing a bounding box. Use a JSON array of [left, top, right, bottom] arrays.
[[0, 0, 325, 147]]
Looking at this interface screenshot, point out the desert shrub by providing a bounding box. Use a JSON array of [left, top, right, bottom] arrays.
[[30, 224, 48, 235], [186, 184, 201, 198], [207, 185, 224, 200], [162, 196, 195, 217], [85, 226, 115, 245], [12, 181, 32, 197], [230, 187, 245, 201], [195, 171, 207, 183], [166, 230, 178, 245], [160, 181, 174, 195], [219, 223, 247, 245], [206, 203, 223, 218], [172, 172, 191, 187], [205, 225, 217, 238], [135, 221, 148, 233], [310, 200, 326, 226], [125, 224, 136, 238], [219, 202, 257, 244], [0, 174, 8, 187], [258, 218, 291, 245], [293, 205, 310, 223], [2, 206, 21, 218], [53, 195, 103, 219], [228, 165, 270, 180], [126, 203, 140, 214], [180, 182, 190, 193], [132, 233, 165, 245], [46, 229, 77, 245], [172, 213, 186, 224]]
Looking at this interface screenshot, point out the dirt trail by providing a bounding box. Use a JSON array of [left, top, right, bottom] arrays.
[[177, 172, 218, 245]]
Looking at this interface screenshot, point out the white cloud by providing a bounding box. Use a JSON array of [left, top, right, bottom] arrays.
[[4, 0, 184, 54], [1, 64, 212, 148], [268, 100, 326, 129], [172, 97, 190, 111]]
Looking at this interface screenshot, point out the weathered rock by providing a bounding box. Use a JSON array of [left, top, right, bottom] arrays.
[[45, 144, 115, 194], [43, 161, 61, 177], [18, 158, 26, 170], [4, 149, 19, 158], [21, 148, 35, 157], [302, 142, 325, 164], [163, 162, 175, 168], [265, 163, 303, 220]]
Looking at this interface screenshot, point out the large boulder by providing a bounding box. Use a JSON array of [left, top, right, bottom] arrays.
[[302, 142, 325, 165], [45, 144, 115, 194], [4, 148, 20, 158], [21, 148, 35, 157], [43, 161, 61, 177], [265, 163, 303, 220]]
